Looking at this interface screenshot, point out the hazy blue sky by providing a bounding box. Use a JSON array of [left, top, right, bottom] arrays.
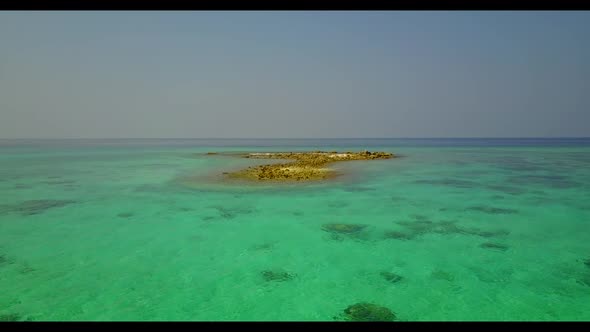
[[1, 11, 589, 138]]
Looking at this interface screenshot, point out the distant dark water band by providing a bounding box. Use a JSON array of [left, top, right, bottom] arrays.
[[1, 138, 590, 148]]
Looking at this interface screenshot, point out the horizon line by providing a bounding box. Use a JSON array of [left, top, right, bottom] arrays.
[[1, 137, 590, 140]]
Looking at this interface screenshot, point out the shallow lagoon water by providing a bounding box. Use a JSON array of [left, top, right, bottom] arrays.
[[1, 138, 589, 321]]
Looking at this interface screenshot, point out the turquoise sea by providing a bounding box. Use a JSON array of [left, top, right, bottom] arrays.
[[1, 138, 589, 321]]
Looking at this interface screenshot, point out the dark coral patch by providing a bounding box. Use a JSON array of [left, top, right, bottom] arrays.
[[380, 271, 403, 284], [487, 185, 526, 195], [414, 178, 478, 188], [211, 206, 255, 219], [384, 231, 416, 240], [341, 302, 397, 321], [41, 180, 77, 185], [467, 206, 518, 214], [322, 223, 367, 234], [431, 269, 455, 282], [261, 270, 295, 282], [397, 220, 434, 235], [3, 200, 76, 216], [0, 313, 31, 321], [386, 219, 510, 241], [577, 274, 590, 287], [510, 175, 579, 189], [327, 201, 349, 208], [251, 243, 274, 251], [343, 187, 375, 192], [0, 254, 10, 266], [479, 242, 509, 251], [475, 230, 510, 238]]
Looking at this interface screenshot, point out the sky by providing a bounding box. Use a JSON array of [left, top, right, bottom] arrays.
[[0, 11, 589, 138]]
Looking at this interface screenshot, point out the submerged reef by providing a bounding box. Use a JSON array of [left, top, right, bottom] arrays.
[[0, 199, 76, 216], [207, 151, 394, 182], [0, 313, 32, 322], [321, 223, 367, 234], [431, 269, 455, 282], [577, 275, 590, 287], [467, 206, 518, 214], [414, 178, 478, 189], [250, 243, 275, 251], [487, 185, 527, 195], [321, 223, 371, 241], [261, 270, 295, 282], [479, 242, 509, 251], [343, 186, 376, 192], [384, 218, 510, 241], [0, 254, 10, 266], [380, 271, 403, 284], [384, 230, 416, 240], [338, 302, 397, 321], [209, 205, 256, 220], [41, 179, 76, 185]]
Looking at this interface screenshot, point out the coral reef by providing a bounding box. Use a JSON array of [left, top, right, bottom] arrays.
[[479, 242, 509, 251], [250, 243, 274, 251], [467, 206, 518, 214], [380, 271, 403, 284], [343, 186, 375, 192], [41, 180, 76, 185], [0, 199, 76, 216], [476, 230, 510, 238], [431, 269, 455, 282], [414, 178, 478, 188], [339, 302, 397, 321], [261, 270, 295, 282], [384, 231, 416, 240], [0, 313, 31, 321], [487, 185, 527, 195], [384, 218, 510, 241], [327, 201, 349, 208], [210, 205, 255, 220], [321, 223, 367, 234], [0, 254, 9, 266]]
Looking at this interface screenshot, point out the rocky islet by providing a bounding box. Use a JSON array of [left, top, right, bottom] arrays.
[[206, 150, 394, 182]]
